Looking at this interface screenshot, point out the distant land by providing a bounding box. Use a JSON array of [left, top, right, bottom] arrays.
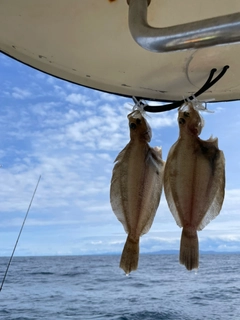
[[144, 250, 240, 255], [82, 250, 240, 256]]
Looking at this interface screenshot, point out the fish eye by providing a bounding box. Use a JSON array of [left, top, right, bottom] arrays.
[[179, 118, 186, 125], [130, 123, 137, 129], [184, 112, 190, 117], [136, 118, 141, 125]]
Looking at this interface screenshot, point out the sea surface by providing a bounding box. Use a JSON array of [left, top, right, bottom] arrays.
[[0, 254, 240, 320]]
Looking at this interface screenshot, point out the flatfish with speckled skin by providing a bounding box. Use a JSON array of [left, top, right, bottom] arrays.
[[110, 110, 164, 274], [164, 102, 225, 270]]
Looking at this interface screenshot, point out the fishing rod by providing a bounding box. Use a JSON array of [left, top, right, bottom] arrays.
[[0, 175, 41, 292]]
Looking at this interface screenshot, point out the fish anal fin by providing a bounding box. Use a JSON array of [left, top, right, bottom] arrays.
[[180, 228, 199, 271], [120, 235, 139, 274]]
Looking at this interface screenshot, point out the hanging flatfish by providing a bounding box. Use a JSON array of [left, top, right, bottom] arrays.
[[164, 102, 225, 270], [110, 109, 164, 274]]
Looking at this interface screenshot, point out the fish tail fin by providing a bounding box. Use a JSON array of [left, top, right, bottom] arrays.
[[120, 235, 139, 274], [180, 227, 199, 271]]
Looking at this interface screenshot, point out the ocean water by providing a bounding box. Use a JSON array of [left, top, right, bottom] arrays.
[[0, 254, 240, 320]]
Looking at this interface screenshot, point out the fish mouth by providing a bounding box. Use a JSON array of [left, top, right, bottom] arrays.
[[144, 130, 152, 141], [187, 119, 203, 136], [187, 124, 200, 136]]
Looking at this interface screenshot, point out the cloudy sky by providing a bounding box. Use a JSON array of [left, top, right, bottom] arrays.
[[0, 52, 240, 257]]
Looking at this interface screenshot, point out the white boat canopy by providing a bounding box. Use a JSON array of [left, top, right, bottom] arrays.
[[0, 0, 240, 103]]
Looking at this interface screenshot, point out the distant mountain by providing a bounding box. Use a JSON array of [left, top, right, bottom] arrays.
[[94, 250, 240, 256], [142, 250, 240, 255]]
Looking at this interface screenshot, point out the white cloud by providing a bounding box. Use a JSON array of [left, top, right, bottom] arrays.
[[12, 87, 31, 99], [98, 92, 120, 102], [148, 111, 177, 129], [46, 76, 56, 85], [66, 93, 96, 106]]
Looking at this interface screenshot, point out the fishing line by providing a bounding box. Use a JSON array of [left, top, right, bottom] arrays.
[[0, 175, 41, 292]]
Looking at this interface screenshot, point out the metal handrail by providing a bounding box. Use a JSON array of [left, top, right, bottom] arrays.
[[127, 0, 240, 52]]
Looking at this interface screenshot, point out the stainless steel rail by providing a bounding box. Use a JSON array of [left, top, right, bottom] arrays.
[[127, 0, 240, 52]]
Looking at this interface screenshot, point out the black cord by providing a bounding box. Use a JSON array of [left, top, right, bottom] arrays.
[[142, 65, 229, 113]]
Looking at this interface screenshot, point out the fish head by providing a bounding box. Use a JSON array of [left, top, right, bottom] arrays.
[[178, 103, 204, 137], [127, 110, 152, 142]]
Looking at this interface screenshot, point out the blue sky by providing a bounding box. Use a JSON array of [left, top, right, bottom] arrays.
[[0, 52, 240, 256]]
